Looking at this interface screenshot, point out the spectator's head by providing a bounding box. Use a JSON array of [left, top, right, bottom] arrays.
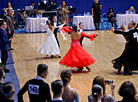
[[60, 70, 72, 85], [69, 6, 73, 9], [92, 84, 103, 102], [72, 24, 78, 32], [0, 65, 5, 82], [37, 64, 49, 79], [22, 10, 26, 14], [109, 7, 113, 12], [92, 76, 106, 94], [31, 2, 35, 6], [128, 21, 136, 28], [7, 9, 13, 16], [38, 2, 41, 6], [61, 1, 66, 7], [130, 6, 135, 12], [51, 80, 63, 98], [7, 2, 12, 8], [94, 0, 99, 3], [2, 82, 15, 100], [79, 22, 84, 30], [0, 20, 7, 29], [119, 81, 136, 98], [53, 16, 57, 22], [38, 10, 42, 15]]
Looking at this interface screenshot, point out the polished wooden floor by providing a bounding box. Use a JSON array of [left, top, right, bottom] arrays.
[[12, 30, 138, 102]]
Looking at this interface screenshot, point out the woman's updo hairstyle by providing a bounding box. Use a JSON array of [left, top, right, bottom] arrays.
[[72, 24, 78, 32], [60, 70, 72, 84]]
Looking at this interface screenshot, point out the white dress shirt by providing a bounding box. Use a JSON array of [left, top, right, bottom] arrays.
[[54, 22, 57, 27]]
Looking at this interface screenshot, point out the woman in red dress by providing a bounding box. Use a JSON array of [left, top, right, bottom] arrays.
[[59, 24, 98, 72]]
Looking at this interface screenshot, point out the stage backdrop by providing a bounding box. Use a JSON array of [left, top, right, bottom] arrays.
[[0, 0, 138, 16]]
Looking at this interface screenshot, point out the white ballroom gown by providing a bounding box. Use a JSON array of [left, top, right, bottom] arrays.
[[36, 24, 60, 55]]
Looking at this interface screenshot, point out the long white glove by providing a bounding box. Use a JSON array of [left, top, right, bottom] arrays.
[[58, 23, 67, 40]]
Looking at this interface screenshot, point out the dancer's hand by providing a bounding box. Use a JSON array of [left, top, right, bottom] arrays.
[[111, 27, 114, 32]]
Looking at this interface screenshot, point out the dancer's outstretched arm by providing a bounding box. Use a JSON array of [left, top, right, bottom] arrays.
[[62, 27, 73, 34], [111, 27, 129, 35], [81, 32, 98, 41]]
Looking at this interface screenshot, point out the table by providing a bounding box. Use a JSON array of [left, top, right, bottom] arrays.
[[73, 16, 95, 30], [116, 14, 138, 28], [25, 17, 48, 33]]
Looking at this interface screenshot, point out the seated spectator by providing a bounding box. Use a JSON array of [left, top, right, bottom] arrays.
[[118, 81, 137, 102], [30, 2, 35, 10], [60, 70, 80, 102], [0, 66, 5, 101], [107, 7, 117, 27], [20, 10, 28, 25], [2, 82, 15, 102], [88, 76, 116, 102], [89, 84, 103, 102], [37, 2, 42, 10], [18, 64, 51, 102], [51, 0, 57, 9], [126, 6, 136, 14], [51, 80, 63, 102], [37, 10, 43, 18]]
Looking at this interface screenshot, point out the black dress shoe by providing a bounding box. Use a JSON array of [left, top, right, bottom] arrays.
[[10, 48, 14, 50], [51, 55, 54, 58], [4, 68, 10, 73], [123, 72, 132, 75]]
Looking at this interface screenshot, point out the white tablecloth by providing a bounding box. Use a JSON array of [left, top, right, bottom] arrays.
[[73, 16, 95, 30], [116, 14, 138, 28], [25, 17, 48, 33]]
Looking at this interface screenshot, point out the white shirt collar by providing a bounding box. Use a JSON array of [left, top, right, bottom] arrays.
[[52, 97, 63, 101], [54, 22, 57, 27], [78, 28, 83, 32], [35, 76, 43, 80]]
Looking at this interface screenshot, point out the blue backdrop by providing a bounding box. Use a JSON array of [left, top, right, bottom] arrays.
[[0, 0, 138, 16]]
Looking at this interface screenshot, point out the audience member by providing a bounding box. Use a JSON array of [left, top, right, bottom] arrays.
[[118, 81, 137, 102], [59, 1, 69, 26], [107, 7, 117, 27], [41, 0, 51, 11], [60, 70, 80, 102], [20, 10, 28, 25], [5, 2, 14, 14], [30, 2, 35, 10], [51, 0, 57, 9], [0, 20, 12, 72], [51, 16, 60, 48], [37, 2, 42, 10], [18, 64, 51, 102], [0, 9, 7, 19], [2, 82, 15, 102], [88, 76, 116, 102], [92, 0, 102, 30], [51, 80, 63, 102], [5, 9, 15, 51], [0, 66, 5, 101], [126, 6, 136, 14], [37, 10, 43, 18], [88, 84, 103, 102]]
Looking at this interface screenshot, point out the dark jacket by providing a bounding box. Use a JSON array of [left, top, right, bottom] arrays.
[[0, 28, 9, 50]]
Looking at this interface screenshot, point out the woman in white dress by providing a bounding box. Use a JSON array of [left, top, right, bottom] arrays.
[[37, 20, 61, 58]]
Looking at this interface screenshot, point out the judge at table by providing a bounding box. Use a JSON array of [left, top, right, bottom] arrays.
[[41, 0, 51, 11]]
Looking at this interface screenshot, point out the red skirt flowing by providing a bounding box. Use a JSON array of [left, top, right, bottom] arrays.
[[59, 41, 95, 68]]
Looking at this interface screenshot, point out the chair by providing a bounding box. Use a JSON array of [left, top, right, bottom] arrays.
[[101, 13, 112, 29], [18, 14, 25, 32]]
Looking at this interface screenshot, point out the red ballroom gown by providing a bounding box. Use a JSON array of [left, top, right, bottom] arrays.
[[59, 27, 96, 68]]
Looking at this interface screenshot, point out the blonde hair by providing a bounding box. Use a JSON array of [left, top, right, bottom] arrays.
[[130, 6, 135, 12], [7, 2, 12, 8]]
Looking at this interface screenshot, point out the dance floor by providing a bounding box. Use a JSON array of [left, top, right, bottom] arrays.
[[12, 30, 138, 102]]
